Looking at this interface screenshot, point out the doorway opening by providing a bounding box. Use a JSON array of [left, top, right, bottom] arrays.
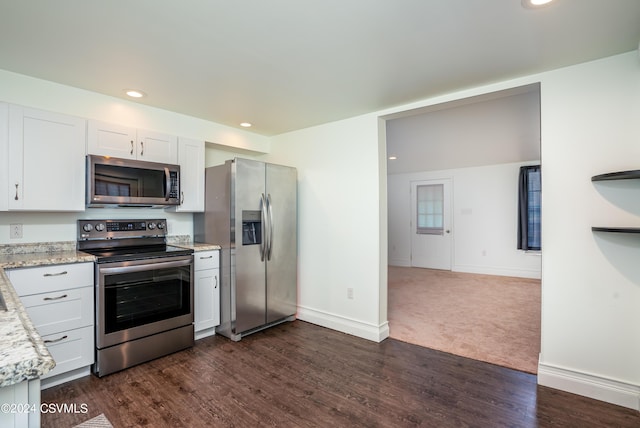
[[384, 83, 542, 373]]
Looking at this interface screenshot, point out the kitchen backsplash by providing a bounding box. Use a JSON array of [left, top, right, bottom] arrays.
[[0, 241, 76, 255], [0, 209, 195, 245], [0, 236, 194, 256]]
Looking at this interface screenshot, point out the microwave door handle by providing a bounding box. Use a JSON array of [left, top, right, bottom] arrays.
[[164, 167, 171, 201]]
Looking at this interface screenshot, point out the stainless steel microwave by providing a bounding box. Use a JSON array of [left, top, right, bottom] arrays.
[[86, 155, 180, 207]]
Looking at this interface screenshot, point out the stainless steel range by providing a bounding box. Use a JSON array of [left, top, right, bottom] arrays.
[[78, 219, 194, 377]]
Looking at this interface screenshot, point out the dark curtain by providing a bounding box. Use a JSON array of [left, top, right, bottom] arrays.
[[517, 165, 541, 251]]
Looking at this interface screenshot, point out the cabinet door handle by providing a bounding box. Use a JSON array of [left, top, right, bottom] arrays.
[[140, 141, 144, 156], [181, 191, 184, 204], [43, 294, 68, 301], [130, 140, 134, 155], [43, 271, 68, 277], [199, 255, 213, 260], [44, 335, 68, 344], [14, 183, 19, 200], [214, 275, 218, 289]]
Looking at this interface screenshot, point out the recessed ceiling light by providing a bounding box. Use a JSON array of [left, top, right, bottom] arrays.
[[388, 156, 397, 160], [124, 89, 146, 98], [240, 122, 252, 128], [521, 0, 555, 9]]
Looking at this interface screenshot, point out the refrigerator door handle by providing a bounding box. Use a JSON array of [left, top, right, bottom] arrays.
[[266, 193, 274, 260], [260, 193, 268, 262]]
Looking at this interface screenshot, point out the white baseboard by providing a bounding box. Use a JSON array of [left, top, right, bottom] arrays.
[[454, 264, 541, 279], [297, 305, 389, 343], [538, 362, 640, 411], [40, 366, 91, 390], [195, 327, 216, 340], [388, 262, 540, 279], [388, 258, 410, 267]]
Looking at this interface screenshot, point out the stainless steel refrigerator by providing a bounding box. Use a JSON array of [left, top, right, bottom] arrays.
[[194, 158, 297, 341]]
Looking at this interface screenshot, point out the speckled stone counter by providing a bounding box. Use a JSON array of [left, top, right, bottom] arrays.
[[167, 235, 221, 252], [0, 242, 95, 388]]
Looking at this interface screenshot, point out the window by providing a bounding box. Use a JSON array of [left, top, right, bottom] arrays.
[[416, 184, 444, 235], [517, 165, 541, 251]]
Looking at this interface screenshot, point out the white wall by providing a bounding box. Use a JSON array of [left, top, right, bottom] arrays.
[[388, 162, 542, 278], [267, 114, 389, 341], [268, 51, 640, 409], [204, 144, 266, 168], [536, 52, 640, 409], [0, 69, 268, 245]]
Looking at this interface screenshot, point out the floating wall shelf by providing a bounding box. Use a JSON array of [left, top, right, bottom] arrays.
[[591, 170, 640, 181], [592, 227, 640, 234], [591, 170, 640, 233]]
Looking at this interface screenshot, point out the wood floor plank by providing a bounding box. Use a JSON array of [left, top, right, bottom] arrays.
[[41, 321, 639, 427]]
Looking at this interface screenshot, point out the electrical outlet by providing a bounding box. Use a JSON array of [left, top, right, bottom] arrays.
[[347, 288, 354, 300], [10, 224, 23, 239]]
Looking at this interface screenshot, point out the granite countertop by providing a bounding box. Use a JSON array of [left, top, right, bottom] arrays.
[[0, 242, 95, 388], [167, 236, 221, 252], [0, 250, 96, 270], [181, 242, 221, 252], [0, 269, 56, 387]]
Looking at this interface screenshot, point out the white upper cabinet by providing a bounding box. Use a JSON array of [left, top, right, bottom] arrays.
[[87, 119, 178, 164], [138, 129, 178, 164], [170, 137, 205, 212], [0, 103, 8, 211], [8, 105, 86, 211], [86, 120, 136, 159]]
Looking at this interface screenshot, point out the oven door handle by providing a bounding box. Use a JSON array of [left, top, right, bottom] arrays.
[[98, 257, 193, 275]]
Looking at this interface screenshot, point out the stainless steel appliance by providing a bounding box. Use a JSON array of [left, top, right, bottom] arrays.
[[194, 158, 297, 341], [86, 155, 180, 207], [78, 219, 194, 377]]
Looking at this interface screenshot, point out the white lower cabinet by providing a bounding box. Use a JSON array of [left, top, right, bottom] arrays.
[[18, 286, 93, 336], [7, 262, 94, 389], [0, 378, 41, 428], [39, 326, 94, 383], [0, 103, 8, 211], [194, 250, 220, 339]]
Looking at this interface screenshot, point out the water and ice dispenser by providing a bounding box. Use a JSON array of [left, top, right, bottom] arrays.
[[242, 210, 262, 245]]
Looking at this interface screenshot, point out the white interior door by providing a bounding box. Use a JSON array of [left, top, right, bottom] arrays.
[[410, 178, 452, 270]]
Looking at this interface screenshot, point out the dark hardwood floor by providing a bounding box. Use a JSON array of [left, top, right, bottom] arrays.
[[42, 321, 639, 427]]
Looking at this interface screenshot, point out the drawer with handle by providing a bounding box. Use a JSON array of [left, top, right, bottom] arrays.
[[195, 250, 219, 271], [40, 325, 94, 380], [19, 286, 93, 336], [7, 262, 93, 296]]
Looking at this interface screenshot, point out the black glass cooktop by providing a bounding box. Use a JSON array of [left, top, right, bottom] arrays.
[[83, 245, 193, 263]]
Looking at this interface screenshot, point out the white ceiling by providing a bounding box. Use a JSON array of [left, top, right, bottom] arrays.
[[386, 84, 541, 174], [0, 1, 639, 136]]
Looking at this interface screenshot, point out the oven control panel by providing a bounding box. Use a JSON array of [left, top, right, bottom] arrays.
[[78, 219, 167, 240]]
